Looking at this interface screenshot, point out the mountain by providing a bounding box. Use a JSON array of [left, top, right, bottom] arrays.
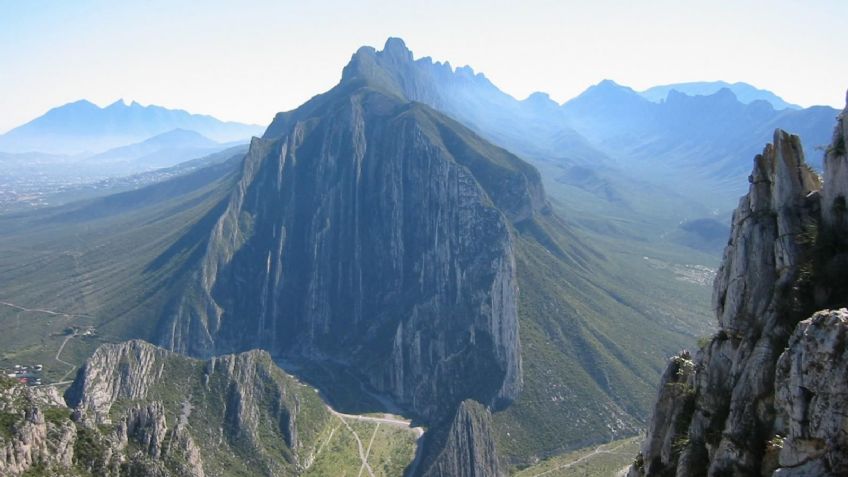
[[639, 81, 801, 110], [87, 128, 225, 171], [0, 38, 716, 475], [628, 98, 848, 476], [266, 38, 605, 169], [0, 340, 418, 476], [93, 128, 219, 157], [562, 80, 839, 211], [0, 99, 263, 155], [310, 40, 832, 234], [283, 39, 718, 253]]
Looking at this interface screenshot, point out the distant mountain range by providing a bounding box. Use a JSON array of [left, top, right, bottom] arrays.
[[0, 99, 263, 154], [318, 38, 838, 236], [639, 80, 801, 110], [1, 42, 835, 244], [561, 80, 838, 209]]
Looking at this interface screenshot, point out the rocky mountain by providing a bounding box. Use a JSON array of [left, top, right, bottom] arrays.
[[312, 37, 603, 167], [1, 339, 417, 477], [419, 399, 502, 477], [161, 64, 546, 421], [640, 81, 801, 110], [306, 40, 835, 228], [628, 95, 848, 476], [0, 99, 263, 155]]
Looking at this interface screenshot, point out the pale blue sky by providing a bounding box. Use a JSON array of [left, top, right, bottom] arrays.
[[1, 0, 845, 132]]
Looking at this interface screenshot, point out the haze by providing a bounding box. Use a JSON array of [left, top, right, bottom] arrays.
[[1, 0, 845, 133]]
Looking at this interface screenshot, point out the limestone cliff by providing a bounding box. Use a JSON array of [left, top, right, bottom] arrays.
[[0, 383, 75, 476], [419, 399, 502, 477], [158, 57, 546, 424], [629, 97, 848, 476], [2, 340, 335, 476]]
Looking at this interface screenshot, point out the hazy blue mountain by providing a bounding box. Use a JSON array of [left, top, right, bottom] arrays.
[[0, 99, 263, 154], [105, 127, 219, 152], [314, 40, 715, 246], [562, 81, 839, 211], [87, 128, 226, 170], [639, 80, 801, 110], [316, 37, 607, 166]]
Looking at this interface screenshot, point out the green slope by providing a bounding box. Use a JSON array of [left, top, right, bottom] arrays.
[[0, 156, 241, 380], [495, 210, 713, 469]]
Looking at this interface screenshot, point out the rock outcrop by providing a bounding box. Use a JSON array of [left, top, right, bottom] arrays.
[[0, 382, 76, 476], [2, 340, 336, 476], [629, 97, 848, 476], [774, 309, 848, 476], [420, 399, 503, 477], [822, 92, 848, 228]]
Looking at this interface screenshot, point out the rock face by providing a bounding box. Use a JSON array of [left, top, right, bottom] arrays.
[[158, 41, 548, 426], [420, 399, 502, 477], [629, 97, 848, 476], [0, 383, 76, 476], [774, 310, 848, 476], [822, 92, 848, 228], [2, 340, 335, 476]]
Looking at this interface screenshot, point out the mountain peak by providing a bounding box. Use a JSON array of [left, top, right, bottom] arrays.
[[523, 91, 559, 111], [107, 98, 129, 109], [712, 86, 736, 99], [383, 36, 413, 60], [565, 79, 642, 107], [640, 81, 800, 110], [664, 86, 741, 106], [596, 78, 623, 88]]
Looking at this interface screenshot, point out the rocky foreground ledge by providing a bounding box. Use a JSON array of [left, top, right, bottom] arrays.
[[1, 340, 338, 476], [629, 95, 848, 476]]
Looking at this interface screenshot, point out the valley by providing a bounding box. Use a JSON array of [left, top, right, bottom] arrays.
[[0, 7, 844, 474]]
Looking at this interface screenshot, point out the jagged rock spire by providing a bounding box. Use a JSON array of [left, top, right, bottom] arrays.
[[628, 94, 848, 475], [822, 90, 848, 227]]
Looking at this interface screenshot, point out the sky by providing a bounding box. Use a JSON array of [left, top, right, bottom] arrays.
[[0, 0, 845, 133]]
